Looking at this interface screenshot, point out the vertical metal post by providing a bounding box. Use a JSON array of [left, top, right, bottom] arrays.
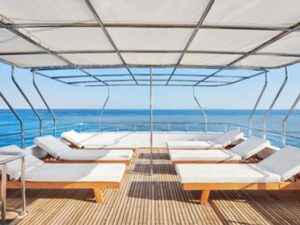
[[193, 87, 208, 132], [282, 94, 300, 146], [11, 66, 43, 136], [32, 71, 57, 137], [1, 164, 7, 225], [150, 68, 153, 175], [98, 86, 110, 131], [263, 67, 288, 139], [0, 91, 24, 148], [248, 71, 268, 136], [20, 156, 27, 216]]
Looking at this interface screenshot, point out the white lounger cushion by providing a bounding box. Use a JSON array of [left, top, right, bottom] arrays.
[[0, 145, 44, 180], [61, 130, 93, 148], [231, 136, 269, 159], [34, 136, 70, 158], [175, 164, 281, 183], [259, 145, 300, 181], [167, 141, 224, 150], [59, 149, 133, 161], [83, 142, 140, 149], [167, 130, 244, 150], [169, 150, 242, 162], [213, 130, 244, 146], [26, 163, 126, 182]]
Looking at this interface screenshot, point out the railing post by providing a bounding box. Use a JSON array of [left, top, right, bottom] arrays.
[[263, 67, 288, 139], [32, 71, 57, 137], [0, 91, 24, 148], [282, 94, 300, 146], [193, 87, 208, 132], [98, 86, 110, 131], [149, 67, 154, 175], [248, 70, 268, 136], [11, 66, 43, 136]]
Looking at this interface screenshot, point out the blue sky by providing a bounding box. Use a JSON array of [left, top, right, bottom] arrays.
[[0, 62, 299, 109]]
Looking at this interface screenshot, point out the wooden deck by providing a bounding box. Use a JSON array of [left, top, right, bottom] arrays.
[[5, 148, 300, 225]]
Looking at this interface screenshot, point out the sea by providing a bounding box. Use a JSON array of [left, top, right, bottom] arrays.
[[0, 109, 299, 148]]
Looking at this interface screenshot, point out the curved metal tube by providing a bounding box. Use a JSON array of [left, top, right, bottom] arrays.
[[282, 94, 300, 146], [98, 86, 110, 130], [248, 70, 268, 136], [11, 66, 43, 136], [0, 91, 24, 148], [32, 71, 57, 137], [263, 67, 288, 139], [193, 86, 208, 132]]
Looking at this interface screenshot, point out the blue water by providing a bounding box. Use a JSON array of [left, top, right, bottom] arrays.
[[0, 109, 299, 148]]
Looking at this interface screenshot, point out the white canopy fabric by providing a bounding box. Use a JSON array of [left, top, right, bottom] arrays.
[[0, 0, 299, 86]]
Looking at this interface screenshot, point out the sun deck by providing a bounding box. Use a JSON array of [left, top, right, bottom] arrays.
[[5, 147, 300, 225]]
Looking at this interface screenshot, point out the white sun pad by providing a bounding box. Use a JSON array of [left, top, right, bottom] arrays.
[[59, 149, 133, 161], [175, 164, 281, 183], [26, 163, 126, 183]]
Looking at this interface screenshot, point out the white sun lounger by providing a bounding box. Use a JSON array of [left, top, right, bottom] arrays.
[[175, 145, 300, 204], [34, 136, 133, 165], [62, 130, 140, 150], [166, 130, 244, 150], [0, 145, 126, 203], [170, 136, 269, 164]]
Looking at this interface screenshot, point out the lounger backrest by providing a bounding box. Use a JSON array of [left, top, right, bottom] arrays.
[[0, 145, 43, 180], [259, 145, 300, 181], [213, 130, 244, 147], [61, 130, 85, 148], [34, 135, 71, 158], [231, 136, 269, 159]]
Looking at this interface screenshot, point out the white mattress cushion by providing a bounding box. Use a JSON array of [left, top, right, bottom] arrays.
[[175, 164, 281, 183], [231, 136, 269, 159], [61, 130, 89, 148], [259, 145, 300, 181], [169, 150, 242, 161], [34, 136, 71, 158], [0, 145, 44, 180], [26, 163, 126, 182], [59, 149, 133, 161], [212, 130, 244, 147], [83, 142, 140, 149], [166, 141, 224, 150]]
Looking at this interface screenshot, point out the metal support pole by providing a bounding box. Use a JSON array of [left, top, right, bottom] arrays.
[[248, 70, 268, 136], [193, 87, 208, 132], [1, 164, 7, 225], [98, 86, 110, 131], [282, 94, 300, 146], [0, 91, 24, 148], [19, 156, 27, 216], [32, 71, 57, 137], [150, 68, 153, 175], [11, 66, 43, 136], [263, 67, 288, 139]]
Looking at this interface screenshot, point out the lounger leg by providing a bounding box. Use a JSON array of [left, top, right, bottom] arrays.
[[200, 190, 211, 205], [93, 189, 104, 203]]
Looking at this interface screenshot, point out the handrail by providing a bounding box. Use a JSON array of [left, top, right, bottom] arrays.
[[193, 86, 208, 132], [98, 86, 110, 131], [282, 94, 300, 146], [0, 91, 25, 148], [11, 66, 43, 136], [248, 70, 268, 136], [32, 71, 57, 137], [263, 66, 288, 139]]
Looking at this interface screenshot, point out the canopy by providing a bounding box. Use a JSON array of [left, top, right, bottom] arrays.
[[0, 0, 299, 86]]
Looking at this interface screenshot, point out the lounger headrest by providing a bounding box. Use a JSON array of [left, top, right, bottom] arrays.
[[34, 135, 70, 158], [61, 130, 85, 148], [213, 130, 244, 147], [0, 145, 43, 180], [231, 136, 269, 159], [259, 145, 300, 181]]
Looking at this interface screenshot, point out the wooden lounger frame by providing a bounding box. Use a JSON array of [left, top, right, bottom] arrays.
[[6, 175, 125, 203], [181, 181, 300, 205]]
